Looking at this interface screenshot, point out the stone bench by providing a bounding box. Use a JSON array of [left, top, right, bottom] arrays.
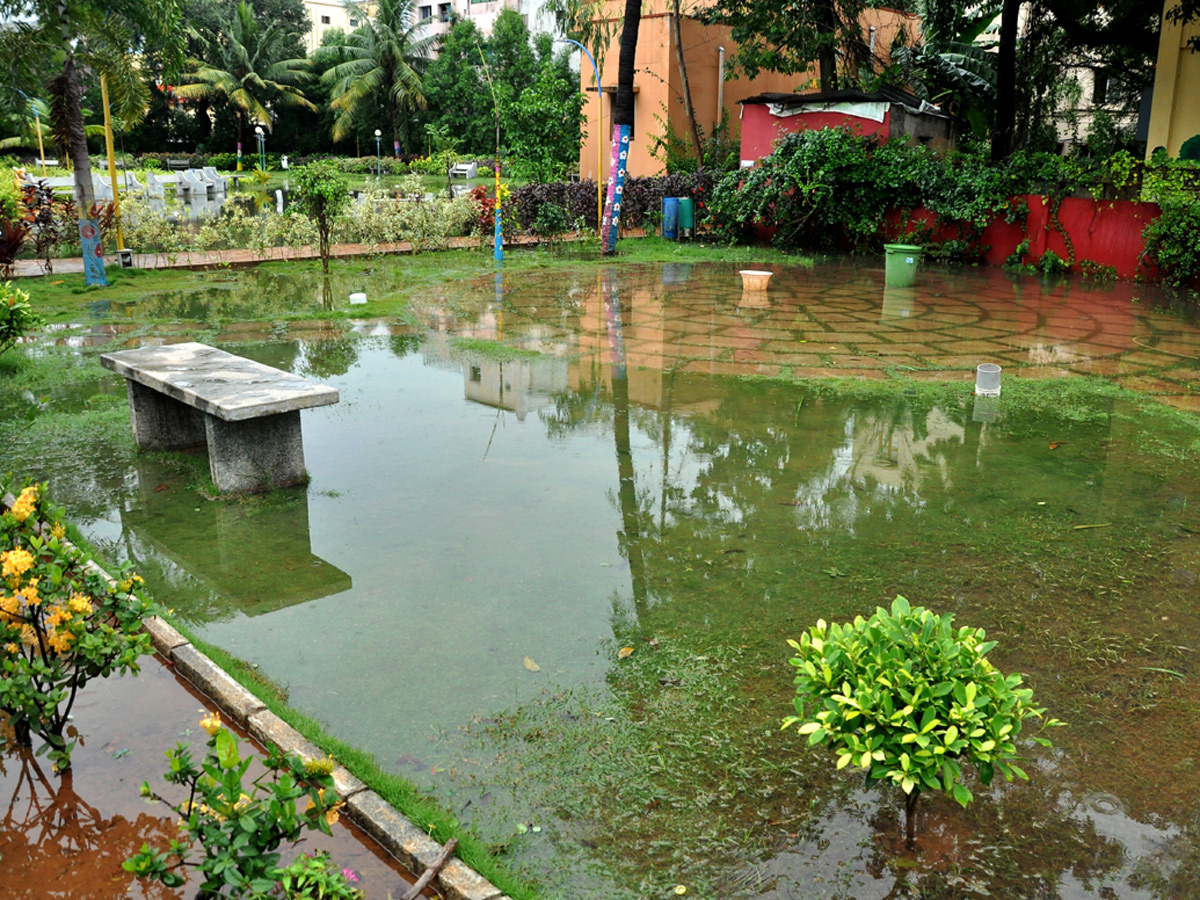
[[100, 342, 339, 493]]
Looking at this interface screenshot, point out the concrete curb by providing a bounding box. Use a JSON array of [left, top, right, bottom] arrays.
[[143, 616, 509, 900]]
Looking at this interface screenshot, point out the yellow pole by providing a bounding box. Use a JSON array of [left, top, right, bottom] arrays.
[[100, 75, 125, 251], [34, 112, 48, 177]]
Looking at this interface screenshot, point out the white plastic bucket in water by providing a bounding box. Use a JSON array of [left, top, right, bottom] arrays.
[[975, 363, 1002, 397]]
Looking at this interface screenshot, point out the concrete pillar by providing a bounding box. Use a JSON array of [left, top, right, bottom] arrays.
[[205, 410, 307, 493], [126, 380, 207, 450]]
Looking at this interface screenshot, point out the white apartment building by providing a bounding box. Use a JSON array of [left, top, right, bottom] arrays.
[[302, 0, 556, 54]]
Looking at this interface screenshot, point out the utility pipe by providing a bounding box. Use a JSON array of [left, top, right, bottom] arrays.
[[716, 46, 725, 128]]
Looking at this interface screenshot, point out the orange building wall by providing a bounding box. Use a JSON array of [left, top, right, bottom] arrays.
[[578, 2, 919, 179]]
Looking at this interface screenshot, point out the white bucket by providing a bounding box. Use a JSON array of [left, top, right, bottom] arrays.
[[975, 363, 1002, 397]]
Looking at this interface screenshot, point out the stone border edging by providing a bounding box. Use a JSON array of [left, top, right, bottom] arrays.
[[141, 616, 509, 900]]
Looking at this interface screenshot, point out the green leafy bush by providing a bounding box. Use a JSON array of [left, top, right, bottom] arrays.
[[0, 281, 42, 355], [291, 161, 352, 273], [783, 596, 1061, 844], [1, 480, 155, 769], [126, 714, 350, 897], [1141, 159, 1200, 285]]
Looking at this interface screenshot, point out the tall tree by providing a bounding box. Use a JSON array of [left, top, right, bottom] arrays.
[[701, 0, 870, 91], [175, 1, 316, 154], [320, 0, 434, 155], [0, 0, 183, 241], [423, 18, 493, 154]]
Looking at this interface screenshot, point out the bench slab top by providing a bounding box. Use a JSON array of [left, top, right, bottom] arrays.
[[100, 342, 339, 422]]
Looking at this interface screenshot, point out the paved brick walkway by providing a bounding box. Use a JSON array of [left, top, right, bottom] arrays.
[[401, 262, 1200, 412]]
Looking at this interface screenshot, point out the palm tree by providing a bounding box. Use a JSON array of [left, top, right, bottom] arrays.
[[175, 1, 316, 153], [0, 0, 183, 223], [320, 0, 434, 155]]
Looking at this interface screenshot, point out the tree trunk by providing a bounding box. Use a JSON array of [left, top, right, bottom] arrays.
[[58, 58, 95, 213], [817, 0, 839, 92], [196, 97, 212, 144], [670, 0, 703, 166], [992, 0, 1020, 160], [600, 0, 643, 254], [904, 789, 919, 850]]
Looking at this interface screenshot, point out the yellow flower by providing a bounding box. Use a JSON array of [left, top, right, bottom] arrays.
[[45, 606, 71, 628], [1, 547, 35, 579], [4, 642, 17, 654], [47, 629, 74, 654], [50, 523, 65, 540], [9, 486, 37, 523], [304, 755, 336, 777], [67, 593, 93, 615], [200, 712, 223, 736], [20, 577, 40, 606]]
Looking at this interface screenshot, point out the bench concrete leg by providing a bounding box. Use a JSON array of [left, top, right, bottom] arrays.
[[126, 380, 207, 450], [205, 410, 307, 493]]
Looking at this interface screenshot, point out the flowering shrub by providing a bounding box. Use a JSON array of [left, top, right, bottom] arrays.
[[278, 851, 364, 900], [1, 281, 43, 356], [0, 479, 155, 769], [126, 713, 351, 898]]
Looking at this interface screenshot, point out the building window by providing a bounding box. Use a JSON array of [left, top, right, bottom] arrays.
[[1092, 71, 1109, 106], [419, 4, 431, 18], [349, 17, 358, 26], [438, 2, 451, 21], [320, 14, 330, 23]]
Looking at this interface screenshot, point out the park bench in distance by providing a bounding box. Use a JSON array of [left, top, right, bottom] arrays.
[[100, 343, 339, 493]]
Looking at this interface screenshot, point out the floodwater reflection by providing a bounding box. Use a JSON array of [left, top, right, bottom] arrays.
[[8, 262, 1200, 898]]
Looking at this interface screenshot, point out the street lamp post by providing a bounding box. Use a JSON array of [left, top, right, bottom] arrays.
[[254, 125, 266, 171], [557, 38, 603, 235], [374, 129, 382, 180]]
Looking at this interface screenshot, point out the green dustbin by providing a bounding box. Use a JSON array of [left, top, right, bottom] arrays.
[[883, 243, 921, 287], [678, 197, 695, 233]]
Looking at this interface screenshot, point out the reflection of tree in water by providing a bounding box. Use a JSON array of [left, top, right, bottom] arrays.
[[531, 360, 1179, 897], [0, 749, 178, 899], [296, 335, 360, 378], [390, 333, 423, 358]]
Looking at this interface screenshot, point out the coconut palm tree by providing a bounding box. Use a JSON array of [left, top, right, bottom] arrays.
[[175, 0, 316, 152], [320, 0, 435, 155], [0, 0, 183, 221]]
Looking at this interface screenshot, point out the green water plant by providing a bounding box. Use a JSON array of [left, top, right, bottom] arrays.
[[0, 480, 154, 769], [783, 595, 1062, 847], [125, 713, 350, 898]]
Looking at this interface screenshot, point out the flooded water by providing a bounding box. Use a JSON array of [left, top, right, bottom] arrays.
[[7, 261, 1200, 899]]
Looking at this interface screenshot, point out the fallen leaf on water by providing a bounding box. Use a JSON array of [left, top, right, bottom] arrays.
[[1049, 441, 1067, 449], [618, 646, 634, 659], [523, 656, 541, 672]]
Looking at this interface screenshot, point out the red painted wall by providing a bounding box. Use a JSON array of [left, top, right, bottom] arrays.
[[740, 104, 890, 162], [889, 196, 1161, 280]]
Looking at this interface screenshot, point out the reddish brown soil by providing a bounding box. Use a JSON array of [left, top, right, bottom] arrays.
[[0, 659, 426, 899]]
